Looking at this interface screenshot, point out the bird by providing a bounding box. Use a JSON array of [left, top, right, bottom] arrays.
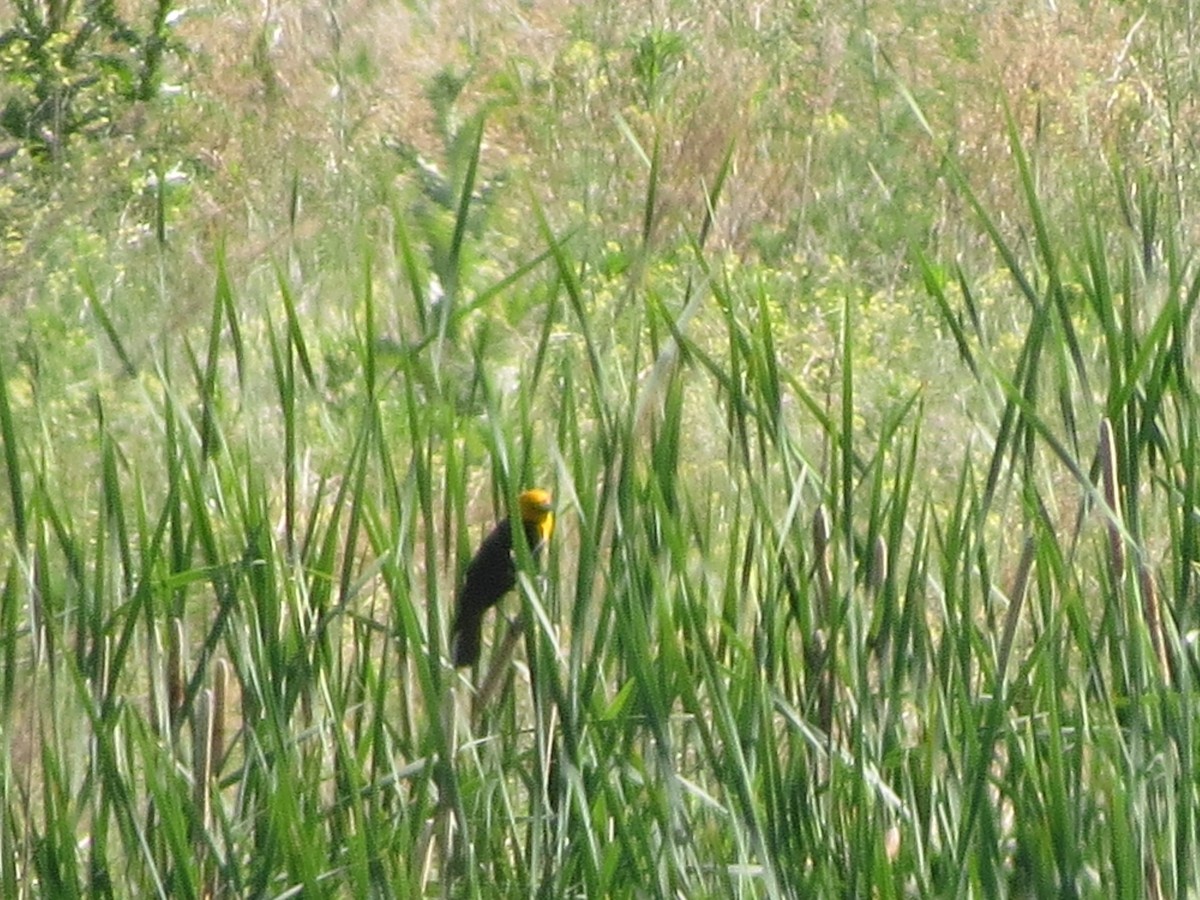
[[450, 488, 554, 667]]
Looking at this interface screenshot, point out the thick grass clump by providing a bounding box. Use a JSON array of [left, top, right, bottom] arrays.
[[5, 1, 1200, 897]]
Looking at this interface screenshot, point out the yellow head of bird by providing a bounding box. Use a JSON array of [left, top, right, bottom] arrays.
[[518, 488, 554, 544]]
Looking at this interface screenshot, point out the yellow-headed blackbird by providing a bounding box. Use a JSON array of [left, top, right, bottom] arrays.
[[450, 488, 554, 667]]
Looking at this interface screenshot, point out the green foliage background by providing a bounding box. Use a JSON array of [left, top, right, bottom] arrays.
[[3, 0, 1200, 895]]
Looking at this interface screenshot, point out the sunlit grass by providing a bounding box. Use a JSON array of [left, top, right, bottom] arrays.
[[5, 1, 1200, 897], [6, 130, 1200, 894]]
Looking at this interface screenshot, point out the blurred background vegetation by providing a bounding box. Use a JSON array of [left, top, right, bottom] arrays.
[[4, 0, 1200, 895], [5, 0, 1186, 424]]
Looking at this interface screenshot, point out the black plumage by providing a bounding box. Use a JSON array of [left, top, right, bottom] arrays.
[[450, 513, 548, 667]]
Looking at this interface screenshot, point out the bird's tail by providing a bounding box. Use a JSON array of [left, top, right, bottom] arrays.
[[450, 611, 482, 667]]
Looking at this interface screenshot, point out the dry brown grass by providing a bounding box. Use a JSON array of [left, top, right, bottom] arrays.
[[3, 1, 1194, 371]]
